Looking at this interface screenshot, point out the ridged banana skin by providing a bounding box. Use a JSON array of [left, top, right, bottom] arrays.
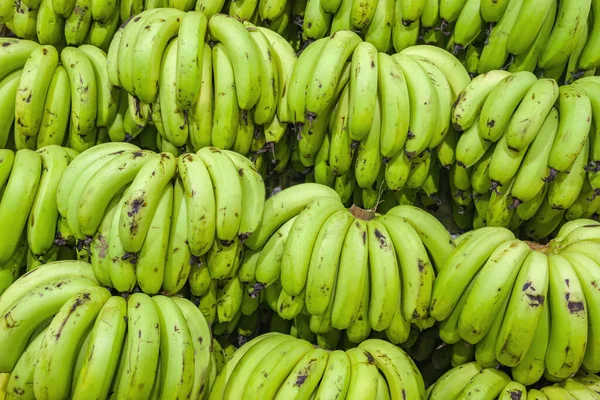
[[548, 137, 589, 210], [210, 42, 239, 150], [359, 339, 426, 399], [280, 197, 344, 297], [400, 45, 471, 98], [208, 14, 262, 110], [78, 45, 118, 128], [510, 300, 550, 385], [273, 347, 328, 399], [36, 66, 71, 148], [5, 326, 48, 399], [0, 39, 39, 81], [539, 0, 592, 70], [197, 147, 243, 242], [116, 293, 161, 400], [14, 45, 59, 139], [221, 150, 265, 239], [163, 178, 192, 294], [76, 150, 153, 237], [412, 56, 452, 148], [89, 192, 118, 286], [452, 70, 512, 132], [510, 108, 559, 203], [26, 146, 69, 256], [455, 120, 491, 169], [246, 23, 279, 126], [175, 11, 206, 111], [507, 0, 555, 56], [495, 250, 549, 367], [344, 347, 379, 400], [378, 52, 410, 158], [286, 37, 327, 123], [135, 182, 173, 294], [117, 152, 176, 252], [0, 259, 97, 313], [152, 296, 195, 399], [392, 53, 438, 156], [561, 251, 600, 373], [505, 79, 559, 152], [221, 335, 297, 399], [0, 149, 41, 264], [380, 214, 434, 322], [355, 97, 382, 189], [366, 219, 401, 331], [33, 287, 111, 399], [56, 142, 139, 218], [548, 86, 593, 174], [387, 205, 455, 273], [245, 183, 340, 250], [71, 296, 127, 400], [458, 239, 530, 344], [428, 362, 482, 400], [188, 45, 213, 151], [478, 71, 537, 142], [305, 209, 354, 316], [331, 219, 369, 330], [363, 0, 394, 53], [0, 276, 98, 373], [348, 41, 378, 141], [545, 254, 588, 379], [458, 368, 512, 398], [61, 46, 97, 138], [177, 153, 216, 256], [305, 31, 362, 119], [430, 227, 515, 321], [312, 350, 351, 400], [0, 70, 22, 148]]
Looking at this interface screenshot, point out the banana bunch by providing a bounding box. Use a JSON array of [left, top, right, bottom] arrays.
[[235, 180, 455, 346], [431, 221, 600, 386], [106, 11, 298, 159], [55, 142, 268, 295], [0, 146, 81, 295], [427, 362, 600, 400], [0, 39, 128, 151], [290, 39, 470, 202], [0, 260, 217, 400], [448, 71, 600, 237], [208, 332, 425, 400]]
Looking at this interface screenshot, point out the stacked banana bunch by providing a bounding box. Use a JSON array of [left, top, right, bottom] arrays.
[[106, 10, 299, 173], [447, 70, 600, 238], [289, 37, 472, 208], [427, 362, 600, 399], [55, 142, 266, 296], [0, 260, 217, 400], [0, 0, 301, 50], [429, 222, 600, 388], [207, 333, 425, 400], [219, 182, 456, 349], [0, 39, 143, 151], [437, 0, 599, 81], [0, 146, 82, 295]]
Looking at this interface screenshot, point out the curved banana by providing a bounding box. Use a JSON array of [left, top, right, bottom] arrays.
[[211, 42, 239, 150], [36, 65, 71, 148], [348, 41, 378, 142]]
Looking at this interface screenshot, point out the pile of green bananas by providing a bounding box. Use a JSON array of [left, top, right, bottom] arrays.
[[0, 39, 138, 151], [0, 260, 216, 400], [0, 146, 81, 295], [0, 0, 302, 50], [106, 11, 299, 156], [227, 181, 456, 347], [54, 142, 266, 295], [446, 70, 600, 237], [430, 221, 600, 386], [289, 38, 471, 206], [208, 332, 425, 399], [427, 362, 600, 399], [437, 0, 599, 81]]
